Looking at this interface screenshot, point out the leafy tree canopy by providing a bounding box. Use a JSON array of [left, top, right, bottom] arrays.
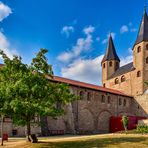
[[0, 49, 76, 137]]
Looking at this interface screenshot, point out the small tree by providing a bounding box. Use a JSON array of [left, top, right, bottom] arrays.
[[121, 115, 129, 133], [0, 49, 76, 142]]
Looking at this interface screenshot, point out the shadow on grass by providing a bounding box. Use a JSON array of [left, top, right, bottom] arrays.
[[34, 137, 148, 148]]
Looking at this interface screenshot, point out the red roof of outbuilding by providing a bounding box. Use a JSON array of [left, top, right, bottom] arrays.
[[49, 76, 132, 97]]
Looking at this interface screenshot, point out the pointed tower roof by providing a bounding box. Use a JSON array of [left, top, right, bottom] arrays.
[[134, 9, 148, 45], [102, 35, 120, 63]]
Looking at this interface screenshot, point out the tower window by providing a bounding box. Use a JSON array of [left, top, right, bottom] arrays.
[[103, 63, 105, 68], [115, 78, 119, 84], [146, 44, 148, 50], [109, 61, 112, 67], [137, 71, 141, 77], [101, 95, 105, 103], [137, 46, 141, 53], [146, 57, 148, 64], [115, 62, 119, 70], [107, 96, 111, 104], [80, 91, 84, 100], [121, 75, 125, 82]]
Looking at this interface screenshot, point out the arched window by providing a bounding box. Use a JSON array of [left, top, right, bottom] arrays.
[[101, 95, 105, 103], [109, 61, 112, 67], [146, 57, 148, 64], [121, 75, 125, 82], [115, 78, 119, 84], [80, 91, 84, 100], [119, 98, 122, 106], [107, 96, 111, 104], [115, 62, 119, 70], [87, 92, 91, 101], [137, 71, 141, 77], [103, 83, 106, 87], [146, 44, 148, 50], [103, 63, 105, 68], [137, 46, 141, 53], [123, 99, 126, 106]]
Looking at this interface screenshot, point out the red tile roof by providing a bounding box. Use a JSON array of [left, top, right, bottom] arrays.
[[49, 76, 132, 97]]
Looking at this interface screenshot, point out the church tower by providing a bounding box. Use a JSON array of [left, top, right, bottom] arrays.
[[101, 35, 120, 87], [133, 8, 148, 94]]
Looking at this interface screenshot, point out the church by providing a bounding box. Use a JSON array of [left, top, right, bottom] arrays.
[[1, 8, 148, 137], [102, 9, 148, 97]]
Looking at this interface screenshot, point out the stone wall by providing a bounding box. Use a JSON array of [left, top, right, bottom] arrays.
[[47, 86, 133, 134], [131, 94, 148, 117]]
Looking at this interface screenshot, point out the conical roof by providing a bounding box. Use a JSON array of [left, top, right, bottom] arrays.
[[102, 35, 120, 63], [135, 9, 148, 45]]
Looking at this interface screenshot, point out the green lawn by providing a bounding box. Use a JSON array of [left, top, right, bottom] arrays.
[[2, 134, 148, 148]]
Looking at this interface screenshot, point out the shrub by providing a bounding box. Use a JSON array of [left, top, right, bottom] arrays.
[[137, 125, 148, 134]]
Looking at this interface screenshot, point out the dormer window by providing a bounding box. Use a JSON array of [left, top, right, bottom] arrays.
[[137, 46, 141, 53], [115, 78, 119, 84], [101, 95, 105, 103], [107, 96, 111, 104], [87, 92, 91, 101], [119, 98, 122, 106]]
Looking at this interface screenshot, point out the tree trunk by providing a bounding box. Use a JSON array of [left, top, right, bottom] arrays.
[[26, 121, 31, 142], [1, 115, 4, 146]]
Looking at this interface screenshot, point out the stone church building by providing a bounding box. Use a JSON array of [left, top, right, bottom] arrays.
[[1, 8, 148, 137]]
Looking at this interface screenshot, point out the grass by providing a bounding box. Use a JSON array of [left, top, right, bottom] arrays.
[[1, 134, 148, 148]]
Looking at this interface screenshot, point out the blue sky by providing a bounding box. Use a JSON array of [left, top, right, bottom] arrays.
[[0, 0, 146, 85]]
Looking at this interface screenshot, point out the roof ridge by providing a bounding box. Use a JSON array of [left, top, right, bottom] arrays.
[[52, 76, 132, 97]]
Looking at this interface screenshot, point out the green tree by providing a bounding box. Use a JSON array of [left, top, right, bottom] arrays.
[[121, 116, 129, 133], [0, 49, 76, 142]]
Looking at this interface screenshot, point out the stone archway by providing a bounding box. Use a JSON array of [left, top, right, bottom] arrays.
[[98, 110, 112, 133]]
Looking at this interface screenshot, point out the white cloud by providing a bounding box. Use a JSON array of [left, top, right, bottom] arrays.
[[0, 2, 12, 22], [61, 55, 104, 85], [128, 22, 132, 27], [61, 26, 74, 37], [58, 26, 95, 62], [0, 31, 18, 59], [102, 32, 115, 44], [120, 25, 129, 34], [60, 46, 133, 85], [83, 25, 95, 35], [130, 28, 137, 32], [96, 37, 100, 42]]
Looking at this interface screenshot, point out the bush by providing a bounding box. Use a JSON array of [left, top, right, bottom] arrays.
[[137, 125, 148, 134]]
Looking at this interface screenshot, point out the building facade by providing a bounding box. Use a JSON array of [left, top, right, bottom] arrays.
[[102, 9, 148, 96]]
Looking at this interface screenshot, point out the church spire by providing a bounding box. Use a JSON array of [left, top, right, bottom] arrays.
[[101, 35, 120, 63], [134, 8, 148, 45]]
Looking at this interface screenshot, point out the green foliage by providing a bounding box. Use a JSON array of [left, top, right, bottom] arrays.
[[0, 49, 77, 136], [137, 125, 148, 134], [121, 116, 129, 132]]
